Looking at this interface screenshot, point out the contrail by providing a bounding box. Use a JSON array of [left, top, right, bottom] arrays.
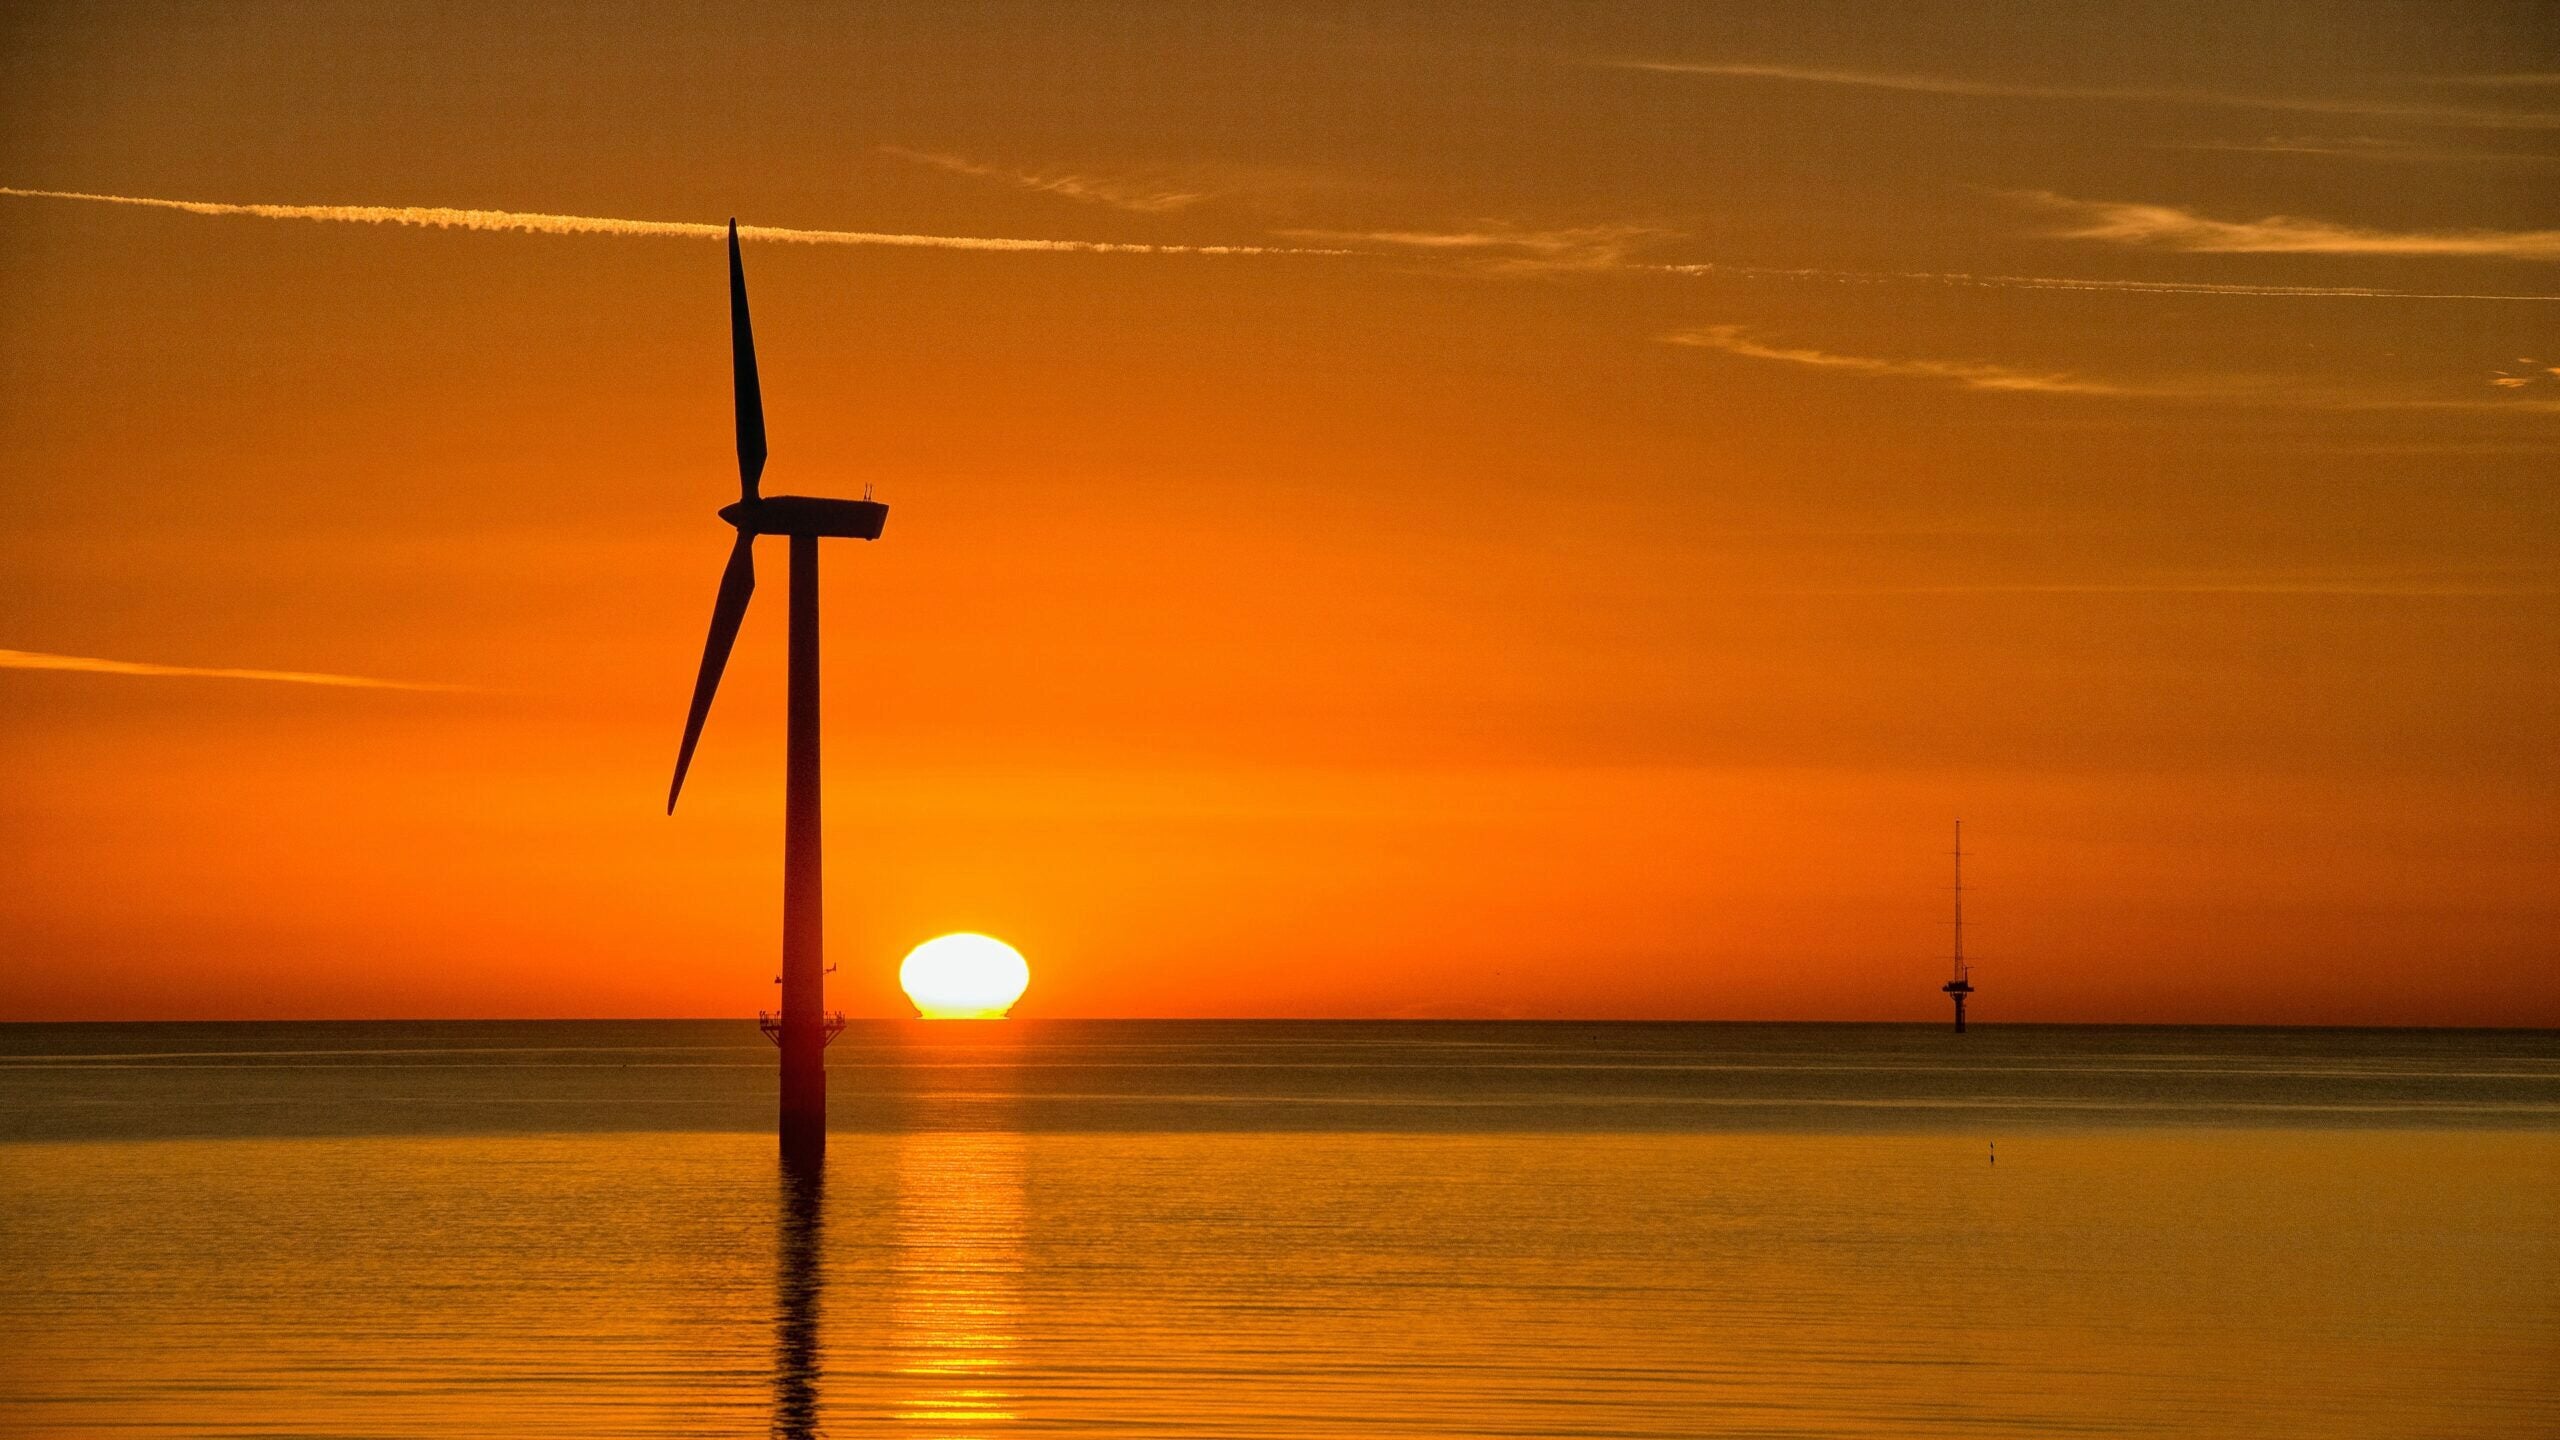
[[0, 647, 458, 691], [0, 186, 1345, 256], [14, 185, 2554, 301], [1644, 260, 2560, 302]]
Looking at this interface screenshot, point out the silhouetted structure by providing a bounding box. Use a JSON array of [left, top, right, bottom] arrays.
[[1943, 820, 1974, 1032], [668, 222, 884, 1159]]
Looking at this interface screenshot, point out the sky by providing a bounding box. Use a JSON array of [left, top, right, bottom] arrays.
[[1, 0, 2554, 1024]]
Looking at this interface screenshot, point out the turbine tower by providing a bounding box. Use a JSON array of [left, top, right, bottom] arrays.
[[1942, 820, 1974, 1033], [668, 221, 884, 1159]]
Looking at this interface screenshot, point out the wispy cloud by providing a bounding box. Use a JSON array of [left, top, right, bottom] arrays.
[[1288, 215, 2560, 298], [1606, 59, 2560, 130], [0, 648, 457, 690], [1665, 325, 2560, 412], [0, 186, 1346, 256], [2173, 135, 2560, 167], [1794, 574, 2558, 598], [1665, 325, 2133, 395], [2415, 72, 2560, 88], [1275, 222, 1673, 274], [2024, 192, 2560, 259], [2490, 357, 2560, 391], [881, 146, 1221, 214], [1645, 259, 2560, 301]]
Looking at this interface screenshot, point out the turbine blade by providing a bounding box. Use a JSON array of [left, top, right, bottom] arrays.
[[728, 219, 766, 502], [668, 531, 756, 813]]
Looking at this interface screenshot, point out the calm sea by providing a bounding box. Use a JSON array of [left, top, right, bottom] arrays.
[[2, 1022, 2552, 1437]]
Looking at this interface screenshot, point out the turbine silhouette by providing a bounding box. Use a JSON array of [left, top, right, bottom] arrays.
[[668, 221, 885, 1159]]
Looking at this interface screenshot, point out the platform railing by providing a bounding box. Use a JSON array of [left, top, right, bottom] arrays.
[[758, 1011, 849, 1047]]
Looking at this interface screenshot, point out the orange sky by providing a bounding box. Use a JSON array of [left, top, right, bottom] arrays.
[[2, 2, 2554, 1024]]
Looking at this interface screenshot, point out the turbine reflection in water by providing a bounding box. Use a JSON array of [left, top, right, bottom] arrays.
[[771, 1151, 826, 1440]]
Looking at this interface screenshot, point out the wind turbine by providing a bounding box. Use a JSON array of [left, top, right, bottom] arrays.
[[667, 221, 885, 1159]]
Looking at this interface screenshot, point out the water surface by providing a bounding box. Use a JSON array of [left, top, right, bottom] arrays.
[[3, 1023, 2552, 1437]]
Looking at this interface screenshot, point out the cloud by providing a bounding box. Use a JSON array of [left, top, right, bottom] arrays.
[[2172, 135, 2560, 167], [1287, 219, 2560, 299], [1795, 576, 2558, 598], [1794, 556, 2560, 598], [1665, 324, 2560, 412], [0, 186, 1347, 257], [2023, 192, 2560, 258], [2490, 358, 2560, 391], [1665, 325, 2132, 395], [880, 146, 1221, 213], [1606, 59, 2560, 130], [1645, 258, 2560, 301], [1275, 222, 1673, 273], [0, 648, 457, 690], [2415, 72, 2560, 88]]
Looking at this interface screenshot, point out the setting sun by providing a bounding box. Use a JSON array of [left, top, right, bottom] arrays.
[[899, 933, 1030, 1019]]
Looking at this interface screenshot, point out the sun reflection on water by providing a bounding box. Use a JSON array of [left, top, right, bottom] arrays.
[[892, 1129, 1026, 1435]]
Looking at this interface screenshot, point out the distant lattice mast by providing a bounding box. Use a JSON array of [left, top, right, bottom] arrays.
[[1942, 820, 1974, 1033]]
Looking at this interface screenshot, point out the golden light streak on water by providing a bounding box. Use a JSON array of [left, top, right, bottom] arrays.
[[892, 1131, 1026, 1435]]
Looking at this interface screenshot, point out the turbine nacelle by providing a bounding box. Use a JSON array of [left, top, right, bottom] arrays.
[[719, 495, 889, 540]]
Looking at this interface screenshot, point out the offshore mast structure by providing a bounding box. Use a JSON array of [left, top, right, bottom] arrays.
[[1942, 820, 1974, 1033], [666, 223, 877, 1161]]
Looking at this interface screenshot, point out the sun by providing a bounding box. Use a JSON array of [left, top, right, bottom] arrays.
[[899, 933, 1030, 1019]]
